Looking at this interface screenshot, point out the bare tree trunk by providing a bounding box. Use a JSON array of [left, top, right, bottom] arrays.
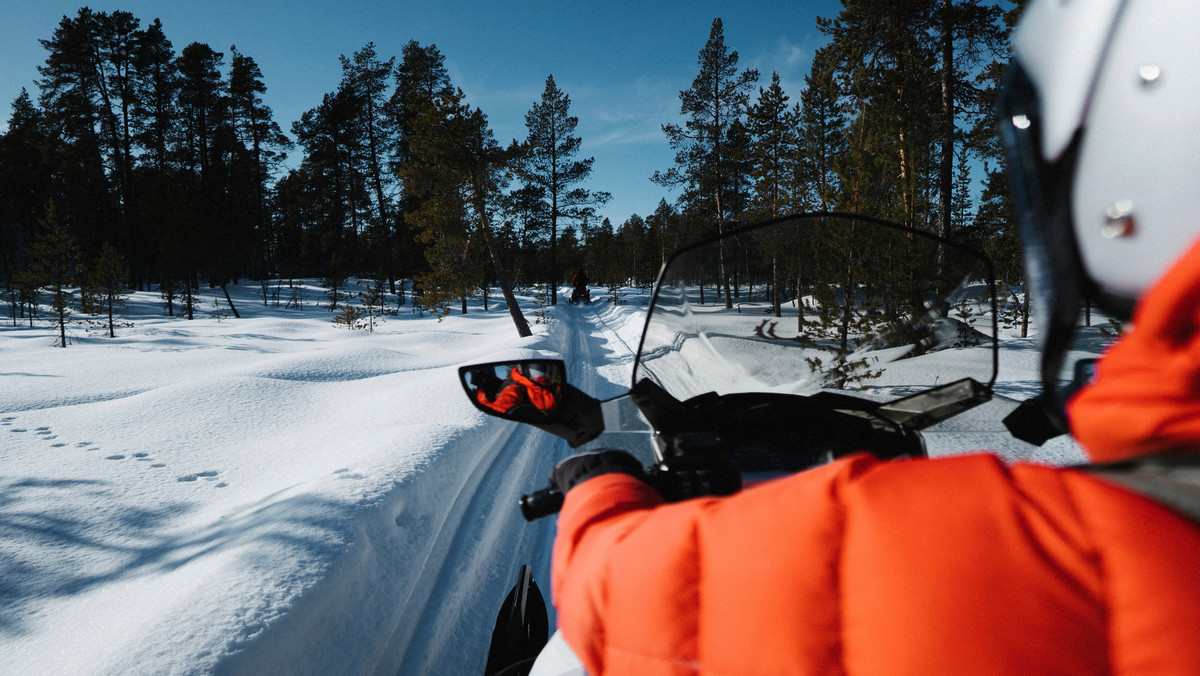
[[470, 172, 532, 337], [939, 0, 954, 241], [56, 288, 67, 348], [716, 194, 733, 309], [772, 252, 781, 318], [550, 195, 559, 306], [898, 130, 914, 230], [221, 284, 241, 318]]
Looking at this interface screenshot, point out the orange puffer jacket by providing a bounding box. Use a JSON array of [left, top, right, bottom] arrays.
[[550, 241, 1200, 675], [476, 369, 558, 414], [553, 458, 1200, 675]]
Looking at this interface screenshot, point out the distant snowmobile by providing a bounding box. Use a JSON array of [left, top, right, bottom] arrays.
[[568, 287, 590, 305], [569, 271, 590, 305], [461, 213, 1031, 675]]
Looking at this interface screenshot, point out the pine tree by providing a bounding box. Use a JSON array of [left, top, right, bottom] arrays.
[[338, 43, 395, 231], [503, 183, 550, 285], [516, 75, 609, 304], [127, 19, 177, 290], [934, 0, 1007, 240], [1, 90, 53, 311], [388, 41, 456, 291], [174, 41, 232, 319], [654, 18, 759, 308], [228, 45, 292, 277], [81, 241, 130, 337], [131, 19, 177, 170], [798, 47, 848, 211], [20, 202, 82, 347], [747, 73, 801, 317], [818, 0, 1007, 234], [399, 86, 531, 335], [36, 8, 119, 251], [747, 72, 799, 220]]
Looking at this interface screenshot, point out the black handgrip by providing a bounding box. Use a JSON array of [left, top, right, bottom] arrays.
[[519, 486, 564, 521]]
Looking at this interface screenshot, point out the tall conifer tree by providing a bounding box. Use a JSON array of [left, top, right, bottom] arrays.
[[516, 75, 608, 304], [400, 86, 531, 336], [20, 202, 82, 347], [655, 18, 758, 308]]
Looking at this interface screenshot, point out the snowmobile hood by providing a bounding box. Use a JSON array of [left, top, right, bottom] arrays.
[[1068, 237, 1200, 462]]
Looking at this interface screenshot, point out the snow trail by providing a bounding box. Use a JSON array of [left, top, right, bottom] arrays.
[[220, 294, 641, 675]]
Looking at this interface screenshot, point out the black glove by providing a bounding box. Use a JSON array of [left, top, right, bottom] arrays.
[[549, 449, 644, 494]]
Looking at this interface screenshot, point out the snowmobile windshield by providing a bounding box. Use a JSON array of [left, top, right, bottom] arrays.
[[632, 214, 998, 403]]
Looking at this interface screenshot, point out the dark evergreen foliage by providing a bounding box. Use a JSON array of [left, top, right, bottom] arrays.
[[1, 4, 1023, 336]]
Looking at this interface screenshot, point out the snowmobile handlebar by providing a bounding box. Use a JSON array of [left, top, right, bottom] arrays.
[[519, 486, 565, 521], [518, 438, 744, 522]]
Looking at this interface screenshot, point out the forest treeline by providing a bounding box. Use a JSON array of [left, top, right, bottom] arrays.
[[0, 1, 1028, 337]]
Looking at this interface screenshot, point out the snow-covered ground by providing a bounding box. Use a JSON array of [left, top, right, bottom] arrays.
[[0, 280, 1098, 674]]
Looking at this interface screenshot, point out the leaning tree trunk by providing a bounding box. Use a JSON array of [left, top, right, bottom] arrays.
[[221, 284, 241, 318], [470, 173, 532, 338]]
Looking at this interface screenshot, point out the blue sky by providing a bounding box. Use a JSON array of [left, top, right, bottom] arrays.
[[1, 0, 845, 226]]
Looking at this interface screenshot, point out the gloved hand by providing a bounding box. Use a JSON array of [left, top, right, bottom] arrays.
[[549, 449, 644, 494]]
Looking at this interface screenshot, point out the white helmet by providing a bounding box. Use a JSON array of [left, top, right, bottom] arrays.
[[999, 0, 1200, 410]]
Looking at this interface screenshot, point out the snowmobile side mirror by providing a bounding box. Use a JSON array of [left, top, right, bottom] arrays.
[[459, 359, 605, 447]]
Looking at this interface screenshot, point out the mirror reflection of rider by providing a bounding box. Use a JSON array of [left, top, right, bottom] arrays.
[[476, 366, 558, 416], [541, 3, 1200, 674]]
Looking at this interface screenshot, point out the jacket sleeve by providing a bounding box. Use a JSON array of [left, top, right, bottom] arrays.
[[550, 473, 666, 674], [549, 460, 861, 674], [548, 453, 1113, 676], [1068, 236, 1200, 462]]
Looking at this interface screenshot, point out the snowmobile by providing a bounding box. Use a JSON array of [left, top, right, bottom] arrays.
[[568, 286, 590, 305], [459, 213, 1071, 675]]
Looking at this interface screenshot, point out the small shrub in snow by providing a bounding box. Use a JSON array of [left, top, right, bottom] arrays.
[[331, 304, 368, 330]]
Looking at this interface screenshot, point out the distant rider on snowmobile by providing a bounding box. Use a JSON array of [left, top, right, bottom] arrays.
[[544, 1, 1200, 673], [569, 270, 589, 305]]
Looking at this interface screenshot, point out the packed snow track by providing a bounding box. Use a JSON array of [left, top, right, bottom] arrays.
[[216, 294, 643, 675]]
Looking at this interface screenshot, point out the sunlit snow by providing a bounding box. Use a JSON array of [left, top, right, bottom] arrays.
[[0, 280, 1094, 674]]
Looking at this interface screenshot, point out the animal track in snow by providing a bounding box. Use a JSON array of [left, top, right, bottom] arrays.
[[177, 470, 220, 482]]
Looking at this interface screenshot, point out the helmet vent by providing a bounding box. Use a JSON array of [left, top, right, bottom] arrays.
[[1138, 64, 1162, 84]]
